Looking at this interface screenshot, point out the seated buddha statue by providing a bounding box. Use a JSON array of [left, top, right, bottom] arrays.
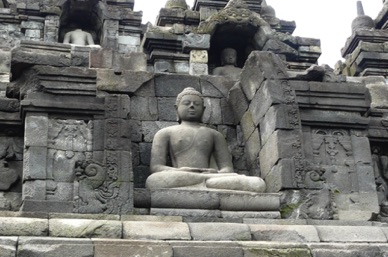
[[63, 28, 95, 46], [212, 48, 242, 81], [145, 87, 266, 193]]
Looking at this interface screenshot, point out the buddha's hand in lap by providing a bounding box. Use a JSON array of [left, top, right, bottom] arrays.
[[178, 167, 218, 174]]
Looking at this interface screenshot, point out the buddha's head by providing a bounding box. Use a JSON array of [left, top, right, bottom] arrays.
[[221, 48, 237, 66], [175, 87, 205, 123]]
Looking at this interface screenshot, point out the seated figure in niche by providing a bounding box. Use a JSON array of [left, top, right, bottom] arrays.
[[63, 26, 95, 46], [212, 48, 242, 81], [146, 87, 266, 193]]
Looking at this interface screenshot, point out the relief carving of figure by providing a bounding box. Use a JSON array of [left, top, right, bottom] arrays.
[[372, 147, 388, 216], [0, 139, 19, 191], [212, 48, 242, 81], [145, 87, 266, 192]]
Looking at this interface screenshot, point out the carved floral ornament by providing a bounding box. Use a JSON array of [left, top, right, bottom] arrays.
[[196, 0, 270, 35]]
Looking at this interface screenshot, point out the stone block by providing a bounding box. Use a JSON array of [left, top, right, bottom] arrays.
[[260, 105, 298, 145], [0, 237, 17, 257], [0, 50, 11, 74], [157, 97, 177, 121], [129, 120, 142, 142], [151, 208, 222, 218], [154, 74, 201, 97], [142, 121, 177, 142], [249, 224, 320, 242], [46, 182, 73, 201], [188, 223, 251, 241], [244, 128, 261, 174], [228, 83, 249, 123], [49, 219, 122, 238], [244, 247, 311, 257], [174, 61, 190, 74], [120, 52, 148, 71], [240, 51, 288, 101], [123, 221, 191, 240], [182, 33, 210, 52], [121, 215, 182, 222], [97, 70, 154, 94], [173, 246, 243, 257], [351, 135, 372, 165], [117, 35, 140, 46], [200, 75, 234, 98], [133, 166, 150, 188], [139, 142, 152, 166], [249, 80, 285, 127], [130, 96, 158, 120], [0, 218, 48, 236], [150, 189, 220, 210], [189, 63, 208, 76], [264, 159, 296, 192], [219, 193, 280, 212], [22, 180, 46, 200], [203, 97, 222, 124], [24, 114, 49, 147], [259, 130, 301, 178], [190, 50, 208, 63], [90, 48, 113, 69], [21, 200, 73, 213], [316, 226, 387, 242], [93, 240, 173, 257], [23, 146, 47, 180], [240, 111, 256, 142], [221, 99, 235, 125], [224, 211, 281, 219], [17, 237, 93, 257]]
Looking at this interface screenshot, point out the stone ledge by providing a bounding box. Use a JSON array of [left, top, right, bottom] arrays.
[[0, 216, 387, 244], [3, 238, 388, 257]]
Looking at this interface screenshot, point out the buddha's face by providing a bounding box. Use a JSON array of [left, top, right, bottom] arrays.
[[177, 94, 205, 122], [222, 48, 237, 66]]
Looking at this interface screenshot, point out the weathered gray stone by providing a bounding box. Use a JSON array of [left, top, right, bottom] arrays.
[[17, 237, 93, 257], [174, 246, 243, 257], [97, 70, 154, 94], [23, 146, 47, 180], [49, 219, 122, 238], [121, 215, 182, 222], [249, 79, 285, 127], [188, 223, 251, 241], [316, 226, 387, 242], [22, 180, 46, 200], [157, 97, 177, 121], [151, 208, 222, 218], [244, 246, 312, 257], [240, 111, 256, 142], [0, 237, 17, 257], [21, 200, 73, 213], [154, 74, 200, 97], [150, 189, 220, 210], [264, 159, 296, 192], [228, 83, 249, 123], [259, 130, 301, 178], [244, 128, 261, 175], [240, 51, 288, 101], [90, 48, 113, 69], [93, 240, 173, 257], [0, 218, 48, 236], [130, 96, 158, 120], [24, 114, 48, 147], [123, 221, 191, 240], [249, 224, 320, 242], [222, 211, 281, 219], [219, 193, 280, 212], [189, 63, 208, 76], [203, 97, 222, 124]]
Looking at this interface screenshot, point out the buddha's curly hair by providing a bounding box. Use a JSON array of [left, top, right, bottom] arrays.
[[175, 87, 203, 106]]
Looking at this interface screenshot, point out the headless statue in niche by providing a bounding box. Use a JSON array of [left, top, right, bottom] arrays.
[[63, 28, 95, 46], [146, 87, 266, 193], [212, 48, 242, 81]]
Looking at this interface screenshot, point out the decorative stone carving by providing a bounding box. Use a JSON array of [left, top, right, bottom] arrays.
[[372, 146, 388, 216], [0, 137, 21, 191]]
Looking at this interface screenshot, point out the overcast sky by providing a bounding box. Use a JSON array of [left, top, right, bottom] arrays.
[[134, 0, 383, 67]]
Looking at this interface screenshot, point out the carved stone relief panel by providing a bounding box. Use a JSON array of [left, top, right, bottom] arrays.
[[46, 119, 93, 201]]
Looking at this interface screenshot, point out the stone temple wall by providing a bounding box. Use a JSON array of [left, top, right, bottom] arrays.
[[2, 0, 388, 256]]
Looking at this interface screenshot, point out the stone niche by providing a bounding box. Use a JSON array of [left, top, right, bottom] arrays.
[[58, 0, 102, 45]]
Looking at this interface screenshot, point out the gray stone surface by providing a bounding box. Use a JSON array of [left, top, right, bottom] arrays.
[[250, 224, 320, 242], [93, 240, 173, 257], [219, 193, 280, 211], [0, 218, 48, 236], [0, 237, 17, 257], [188, 223, 251, 241], [316, 226, 387, 242], [151, 208, 222, 218], [228, 83, 249, 123], [123, 221, 191, 240], [17, 237, 93, 257], [173, 246, 244, 257], [49, 219, 122, 238]]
